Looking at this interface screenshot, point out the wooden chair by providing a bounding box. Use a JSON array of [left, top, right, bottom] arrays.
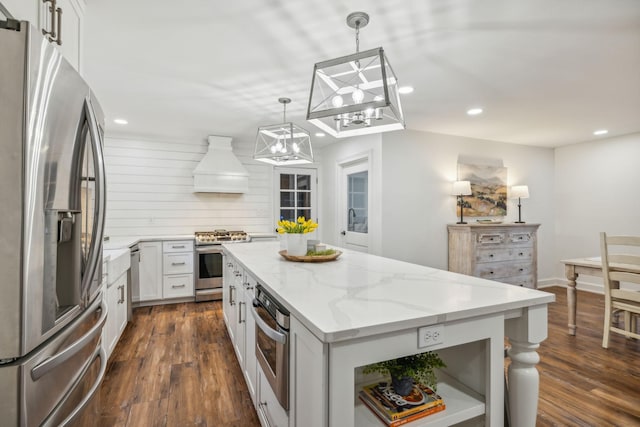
[[599, 232, 640, 348]]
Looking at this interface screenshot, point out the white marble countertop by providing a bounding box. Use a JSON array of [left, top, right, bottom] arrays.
[[223, 241, 555, 343]]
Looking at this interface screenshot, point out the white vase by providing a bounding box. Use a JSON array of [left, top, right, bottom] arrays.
[[287, 233, 307, 256]]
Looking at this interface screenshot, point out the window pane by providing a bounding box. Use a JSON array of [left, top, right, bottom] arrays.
[[298, 209, 311, 221], [297, 192, 310, 208], [280, 174, 295, 190], [280, 209, 295, 221], [297, 174, 311, 190], [348, 171, 368, 234], [280, 192, 294, 207]]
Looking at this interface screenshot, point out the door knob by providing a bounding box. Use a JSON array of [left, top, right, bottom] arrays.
[[341, 230, 346, 235]]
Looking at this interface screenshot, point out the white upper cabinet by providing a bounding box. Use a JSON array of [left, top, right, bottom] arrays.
[[1, 0, 85, 72]]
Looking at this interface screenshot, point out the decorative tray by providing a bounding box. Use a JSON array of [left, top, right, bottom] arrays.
[[278, 250, 342, 263], [476, 220, 503, 224]]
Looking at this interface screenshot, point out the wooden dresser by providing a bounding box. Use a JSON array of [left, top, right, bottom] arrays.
[[447, 223, 540, 288]]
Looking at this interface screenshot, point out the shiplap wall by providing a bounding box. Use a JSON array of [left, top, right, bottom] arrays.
[[103, 136, 274, 237]]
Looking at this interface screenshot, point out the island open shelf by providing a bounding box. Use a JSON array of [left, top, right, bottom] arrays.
[[355, 371, 485, 427]]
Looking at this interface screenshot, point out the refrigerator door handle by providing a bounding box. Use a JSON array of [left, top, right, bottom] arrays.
[[79, 97, 107, 299], [42, 345, 107, 427], [31, 297, 107, 380]]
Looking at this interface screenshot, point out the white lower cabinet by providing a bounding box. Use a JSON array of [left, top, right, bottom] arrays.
[[162, 240, 194, 299], [104, 272, 127, 358], [243, 274, 257, 403], [257, 369, 289, 427], [138, 241, 162, 302], [222, 254, 236, 341]]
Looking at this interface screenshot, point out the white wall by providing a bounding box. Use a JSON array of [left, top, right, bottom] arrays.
[[554, 132, 640, 290], [103, 135, 274, 237], [318, 129, 557, 281]]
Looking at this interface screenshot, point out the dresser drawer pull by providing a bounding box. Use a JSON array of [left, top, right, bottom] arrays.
[[172, 284, 186, 289], [519, 252, 524, 256], [489, 271, 494, 275], [489, 254, 494, 258], [171, 262, 186, 266], [519, 268, 524, 272], [172, 245, 186, 248]]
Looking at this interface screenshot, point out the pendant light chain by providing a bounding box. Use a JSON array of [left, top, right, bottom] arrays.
[[283, 101, 287, 123]]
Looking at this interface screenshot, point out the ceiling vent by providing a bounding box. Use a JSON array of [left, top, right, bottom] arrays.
[[193, 136, 249, 193]]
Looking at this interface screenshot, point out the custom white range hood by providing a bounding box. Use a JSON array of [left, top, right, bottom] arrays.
[[193, 135, 249, 193]]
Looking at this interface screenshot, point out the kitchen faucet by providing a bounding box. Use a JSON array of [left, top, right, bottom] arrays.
[[348, 208, 356, 225]]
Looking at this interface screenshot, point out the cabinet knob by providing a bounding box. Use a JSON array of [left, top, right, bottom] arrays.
[[489, 254, 494, 258]]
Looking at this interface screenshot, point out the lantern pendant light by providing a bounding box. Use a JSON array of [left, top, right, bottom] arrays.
[[306, 11, 405, 138], [254, 98, 313, 165]]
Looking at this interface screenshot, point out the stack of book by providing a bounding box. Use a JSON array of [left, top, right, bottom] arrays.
[[359, 380, 445, 426]]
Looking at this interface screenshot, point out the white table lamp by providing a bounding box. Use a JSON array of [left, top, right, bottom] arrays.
[[511, 185, 529, 223]]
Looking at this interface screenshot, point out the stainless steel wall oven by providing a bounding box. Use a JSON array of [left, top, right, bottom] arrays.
[[251, 284, 290, 411]]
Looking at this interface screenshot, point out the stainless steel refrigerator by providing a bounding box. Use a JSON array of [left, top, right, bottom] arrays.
[[0, 18, 108, 426]]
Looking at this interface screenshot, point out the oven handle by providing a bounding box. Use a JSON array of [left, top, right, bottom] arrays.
[[196, 246, 223, 254], [250, 300, 287, 344]]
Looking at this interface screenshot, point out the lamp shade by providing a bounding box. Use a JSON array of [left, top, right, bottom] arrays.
[[452, 180, 472, 196], [511, 185, 530, 199], [306, 47, 405, 138]]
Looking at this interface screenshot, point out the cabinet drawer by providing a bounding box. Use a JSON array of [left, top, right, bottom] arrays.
[[475, 262, 533, 280], [258, 370, 289, 427], [494, 274, 535, 288], [475, 232, 506, 245], [507, 232, 534, 246], [163, 253, 194, 275], [163, 240, 194, 253], [163, 274, 194, 298], [476, 247, 533, 264]]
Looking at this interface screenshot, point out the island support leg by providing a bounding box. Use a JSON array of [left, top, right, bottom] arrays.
[[505, 305, 548, 427], [565, 265, 578, 336]]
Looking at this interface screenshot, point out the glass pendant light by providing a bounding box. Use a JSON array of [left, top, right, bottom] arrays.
[[306, 11, 405, 138], [254, 98, 313, 165]]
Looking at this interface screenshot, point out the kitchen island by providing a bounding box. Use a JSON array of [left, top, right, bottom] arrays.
[[223, 241, 554, 427]]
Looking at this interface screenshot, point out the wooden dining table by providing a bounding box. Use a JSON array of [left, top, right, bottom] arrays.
[[561, 257, 640, 335]]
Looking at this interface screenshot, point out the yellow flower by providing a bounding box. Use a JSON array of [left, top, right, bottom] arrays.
[[276, 217, 318, 234]]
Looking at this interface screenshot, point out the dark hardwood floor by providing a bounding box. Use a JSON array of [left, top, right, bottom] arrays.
[[100, 286, 640, 426], [99, 301, 260, 427]]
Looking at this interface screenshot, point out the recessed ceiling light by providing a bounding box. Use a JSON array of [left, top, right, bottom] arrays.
[[593, 129, 608, 136], [467, 108, 483, 116], [315, 132, 326, 137], [398, 86, 414, 94], [113, 118, 128, 125]]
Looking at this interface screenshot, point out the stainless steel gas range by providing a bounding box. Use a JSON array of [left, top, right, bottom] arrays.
[[194, 230, 250, 301]]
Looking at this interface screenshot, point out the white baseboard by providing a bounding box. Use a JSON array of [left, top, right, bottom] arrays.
[[537, 278, 604, 295]]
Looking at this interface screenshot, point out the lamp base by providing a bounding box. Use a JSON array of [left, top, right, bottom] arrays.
[[456, 221, 468, 224], [514, 221, 525, 224]]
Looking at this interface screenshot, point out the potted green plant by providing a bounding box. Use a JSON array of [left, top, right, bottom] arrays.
[[363, 351, 446, 396]]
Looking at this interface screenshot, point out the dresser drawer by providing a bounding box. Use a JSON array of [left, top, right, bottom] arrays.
[[507, 232, 534, 246], [163, 253, 194, 275], [475, 232, 506, 245], [475, 262, 533, 280], [494, 274, 535, 288], [163, 240, 194, 253], [163, 274, 194, 298], [476, 247, 533, 264]]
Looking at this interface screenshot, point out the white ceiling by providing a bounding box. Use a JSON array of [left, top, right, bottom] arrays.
[[83, 0, 640, 148]]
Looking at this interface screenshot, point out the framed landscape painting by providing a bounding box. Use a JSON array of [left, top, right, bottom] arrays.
[[457, 163, 507, 217]]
